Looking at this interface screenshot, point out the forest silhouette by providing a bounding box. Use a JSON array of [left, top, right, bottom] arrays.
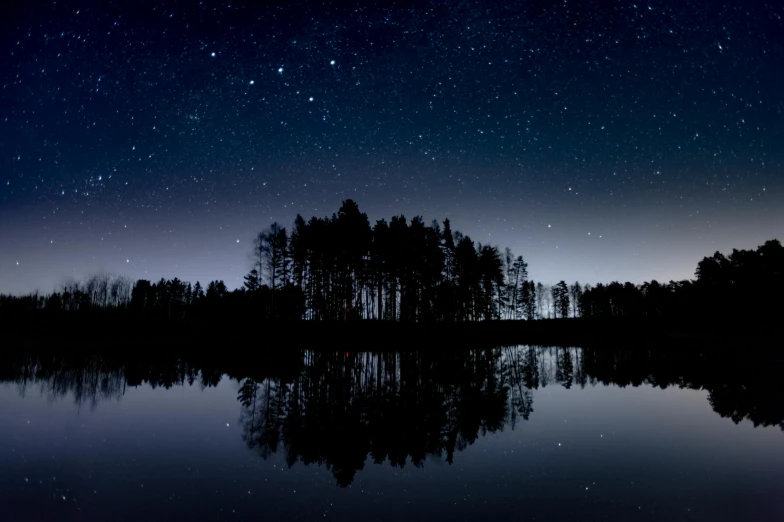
[[1, 199, 782, 342], [1, 346, 781, 487]]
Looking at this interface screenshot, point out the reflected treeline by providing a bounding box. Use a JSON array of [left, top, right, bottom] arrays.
[[0, 354, 129, 410], [579, 348, 784, 429], [1, 347, 781, 486], [238, 350, 514, 486]]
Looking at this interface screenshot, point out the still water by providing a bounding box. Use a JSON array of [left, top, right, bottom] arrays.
[[1, 347, 782, 521]]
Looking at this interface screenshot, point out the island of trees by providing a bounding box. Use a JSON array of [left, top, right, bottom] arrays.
[[0, 199, 781, 342]]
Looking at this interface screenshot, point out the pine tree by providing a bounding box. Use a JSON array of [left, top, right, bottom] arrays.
[[192, 281, 204, 302], [569, 282, 582, 317], [552, 281, 570, 318], [244, 269, 261, 292]]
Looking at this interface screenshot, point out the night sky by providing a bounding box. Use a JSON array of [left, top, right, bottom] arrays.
[[1, 0, 782, 295]]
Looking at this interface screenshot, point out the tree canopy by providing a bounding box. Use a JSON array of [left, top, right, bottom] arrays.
[[0, 200, 780, 329]]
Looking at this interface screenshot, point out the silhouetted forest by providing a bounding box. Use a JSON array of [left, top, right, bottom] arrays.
[[1, 346, 781, 487], [0, 200, 781, 339], [579, 238, 784, 325]]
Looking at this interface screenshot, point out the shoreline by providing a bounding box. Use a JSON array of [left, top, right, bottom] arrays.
[[4, 318, 781, 350]]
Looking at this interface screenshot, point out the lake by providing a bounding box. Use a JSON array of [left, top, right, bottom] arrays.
[[1, 346, 782, 521]]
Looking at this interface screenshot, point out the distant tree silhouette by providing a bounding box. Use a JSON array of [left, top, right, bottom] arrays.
[[206, 280, 227, 300], [243, 269, 261, 292], [551, 281, 570, 319], [184, 283, 193, 306], [520, 280, 536, 320], [569, 282, 582, 318], [255, 222, 288, 294], [533, 282, 543, 319], [131, 279, 153, 312], [577, 239, 784, 323], [454, 234, 479, 320], [478, 244, 503, 320], [441, 218, 457, 320], [289, 214, 308, 293], [192, 281, 204, 302]]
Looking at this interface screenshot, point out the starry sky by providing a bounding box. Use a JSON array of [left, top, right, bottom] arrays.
[[1, 0, 782, 295]]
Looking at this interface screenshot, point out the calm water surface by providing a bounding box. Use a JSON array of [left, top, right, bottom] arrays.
[[1, 347, 782, 521]]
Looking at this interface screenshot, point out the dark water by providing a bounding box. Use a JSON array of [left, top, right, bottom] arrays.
[[1, 347, 782, 521]]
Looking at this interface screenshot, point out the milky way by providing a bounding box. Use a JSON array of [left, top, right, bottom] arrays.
[[1, 1, 782, 294]]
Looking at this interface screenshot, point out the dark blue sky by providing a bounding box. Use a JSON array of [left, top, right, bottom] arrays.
[[1, 0, 782, 294]]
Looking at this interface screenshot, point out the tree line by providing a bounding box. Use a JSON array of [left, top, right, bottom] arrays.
[[246, 199, 543, 321], [578, 239, 784, 323], [0, 200, 550, 325], [0, 199, 780, 328], [245, 201, 585, 321]]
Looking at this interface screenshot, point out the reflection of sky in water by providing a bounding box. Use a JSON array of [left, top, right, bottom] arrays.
[[0, 350, 782, 522]]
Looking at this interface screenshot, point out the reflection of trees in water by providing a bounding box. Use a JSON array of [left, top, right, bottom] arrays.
[[579, 348, 784, 431], [1, 347, 781, 485], [1, 356, 127, 411], [238, 350, 515, 485]]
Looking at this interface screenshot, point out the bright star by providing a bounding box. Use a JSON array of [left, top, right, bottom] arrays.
[[211, 52, 216, 57]]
